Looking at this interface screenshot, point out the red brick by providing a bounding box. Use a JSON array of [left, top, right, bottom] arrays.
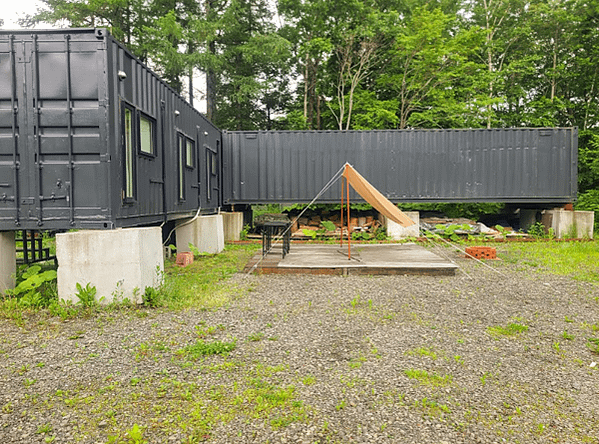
[[176, 252, 194, 266], [465, 246, 496, 260]]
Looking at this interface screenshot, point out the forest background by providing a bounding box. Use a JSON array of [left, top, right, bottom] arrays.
[[12, 0, 599, 217]]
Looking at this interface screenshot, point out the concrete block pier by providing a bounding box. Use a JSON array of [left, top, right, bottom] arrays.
[[385, 211, 420, 240], [542, 209, 595, 239], [222, 212, 244, 241], [56, 227, 164, 304], [176, 214, 225, 254], [0, 232, 16, 293]]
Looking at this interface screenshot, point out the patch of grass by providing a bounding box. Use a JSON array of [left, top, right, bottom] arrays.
[[160, 244, 259, 310], [499, 241, 599, 283], [301, 375, 316, 386], [247, 332, 265, 342], [480, 371, 494, 386], [177, 339, 236, 361], [587, 338, 599, 354], [415, 397, 451, 417], [194, 324, 222, 338], [405, 346, 438, 360], [0, 244, 259, 325], [36, 423, 53, 434], [404, 369, 452, 387], [487, 322, 529, 338]]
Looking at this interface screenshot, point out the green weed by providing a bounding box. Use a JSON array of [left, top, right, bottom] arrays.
[[302, 375, 316, 386], [404, 369, 452, 387], [177, 339, 236, 361], [36, 423, 53, 434], [247, 332, 265, 342], [406, 346, 438, 360], [75, 283, 101, 308], [416, 398, 452, 416], [487, 322, 528, 338], [587, 338, 599, 354]]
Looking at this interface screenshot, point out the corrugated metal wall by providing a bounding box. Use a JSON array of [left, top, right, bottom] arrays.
[[223, 128, 578, 204], [0, 30, 111, 230], [0, 28, 222, 231]]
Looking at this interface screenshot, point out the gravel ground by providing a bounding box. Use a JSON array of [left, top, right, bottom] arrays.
[[1, 246, 598, 443]]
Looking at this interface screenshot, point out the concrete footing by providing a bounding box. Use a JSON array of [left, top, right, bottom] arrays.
[[541, 209, 595, 239], [176, 214, 225, 254], [222, 212, 244, 241], [386, 211, 420, 239], [56, 227, 164, 304], [0, 232, 16, 294], [520, 209, 541, 231]]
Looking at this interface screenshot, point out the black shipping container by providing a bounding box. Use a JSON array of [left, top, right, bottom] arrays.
[[223, 128, 578, 204], [0, 28, 221, 231]]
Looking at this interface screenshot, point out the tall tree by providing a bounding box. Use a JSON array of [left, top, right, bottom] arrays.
[[376, 7, 486, 129], [199, 0, 291, 130]]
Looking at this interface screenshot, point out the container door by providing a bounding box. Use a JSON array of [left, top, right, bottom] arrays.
[[1, 33, 106, 229], [0, 36, 25, 227]]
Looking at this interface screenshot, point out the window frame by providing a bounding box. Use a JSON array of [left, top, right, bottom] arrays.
[[185, 137, 195, 169], [177, 133, 186, 202], [206, 144, 218, 201], [122, 102, 137, 203], [138, 112, 156, 158]]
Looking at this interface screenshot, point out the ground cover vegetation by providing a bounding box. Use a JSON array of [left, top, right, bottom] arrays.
[[23, 0, 599, 225], [0, 240, 597, 442]]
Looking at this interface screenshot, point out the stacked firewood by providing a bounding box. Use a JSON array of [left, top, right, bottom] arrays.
[[286, 209, 382, 236]]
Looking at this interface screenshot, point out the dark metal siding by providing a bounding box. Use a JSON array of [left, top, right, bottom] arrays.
[[0, 30, 111, 230], [223, 128, 578, 204], [0, 28, 221, 231]]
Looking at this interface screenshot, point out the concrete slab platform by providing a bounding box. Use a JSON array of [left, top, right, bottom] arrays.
[[245, 243, 458, 276]]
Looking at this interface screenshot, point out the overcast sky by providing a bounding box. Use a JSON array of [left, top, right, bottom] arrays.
[[2, 0, 48, 28]]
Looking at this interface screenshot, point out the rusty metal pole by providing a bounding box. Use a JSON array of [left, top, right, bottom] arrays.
[[347, 175, 351, 260], [340, 176, 344, 247]]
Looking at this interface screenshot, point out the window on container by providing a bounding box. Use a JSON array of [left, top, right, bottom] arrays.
[[210, 150, 217, 176], [178, 134, 185, 201], [206, 148, 212, 201], [206, 147, 218, 201], [139, 113, 155, 156], [185, 139, 195, 168], [122, 105, 136, 202]]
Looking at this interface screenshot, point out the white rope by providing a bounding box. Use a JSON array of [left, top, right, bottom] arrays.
[[245, 163, 348, 275], [419, 225, 509, 279]]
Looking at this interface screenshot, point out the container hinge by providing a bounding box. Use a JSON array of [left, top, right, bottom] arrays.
[[0, 183, 10, 188], [100, 154, 111, 162], [21, 197, 34, 205], [191, 184, 200, 189], [99, 100, 109, 108], [150, 178, 164, 184], [1, 194, 15, 202]]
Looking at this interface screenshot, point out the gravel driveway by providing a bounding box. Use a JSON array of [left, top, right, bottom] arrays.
[[1, 247, 598, 443]]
